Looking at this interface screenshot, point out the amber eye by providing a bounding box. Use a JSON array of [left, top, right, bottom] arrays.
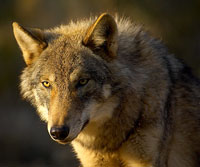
[[42, 81, 51, 88], [78, 78, 89, 86]]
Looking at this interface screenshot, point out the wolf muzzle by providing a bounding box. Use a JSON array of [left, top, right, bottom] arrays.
[[50, 125, 69, 141]]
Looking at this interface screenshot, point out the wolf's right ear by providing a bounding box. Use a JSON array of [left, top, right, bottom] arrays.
[[83, 13, 118, 61], [12, 22, 47, 65]]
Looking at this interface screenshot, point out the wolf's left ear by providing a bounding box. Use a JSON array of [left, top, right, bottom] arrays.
[[12, 22, 47, 65], [83, 13, 118, 61]]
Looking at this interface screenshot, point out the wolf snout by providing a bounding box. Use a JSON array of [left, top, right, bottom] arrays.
[[50, 125, 69, 141]]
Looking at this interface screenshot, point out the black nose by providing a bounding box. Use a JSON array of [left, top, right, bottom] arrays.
[[50, 126, 69, 140]]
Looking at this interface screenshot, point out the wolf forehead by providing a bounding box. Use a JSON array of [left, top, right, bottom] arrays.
[[37, 42, 111, 82]]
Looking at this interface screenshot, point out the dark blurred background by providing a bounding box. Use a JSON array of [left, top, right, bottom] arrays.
[[0, 0, 200, 166]]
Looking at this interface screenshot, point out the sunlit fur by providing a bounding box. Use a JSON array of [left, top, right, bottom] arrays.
[[13, 13, 200, 167]]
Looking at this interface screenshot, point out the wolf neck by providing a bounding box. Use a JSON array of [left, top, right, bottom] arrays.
[[73, 89, 144, 152]]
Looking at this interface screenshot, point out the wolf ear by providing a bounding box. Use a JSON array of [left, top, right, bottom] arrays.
[[12, 22, 47, 65], [83, 13, 118, 61]]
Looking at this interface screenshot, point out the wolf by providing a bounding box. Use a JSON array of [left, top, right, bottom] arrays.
[[13, 13, 200, 167]]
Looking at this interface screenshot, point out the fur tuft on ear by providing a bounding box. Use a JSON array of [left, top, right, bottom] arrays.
[[83, 13, 118, 61], [12, 22, 47, 65]]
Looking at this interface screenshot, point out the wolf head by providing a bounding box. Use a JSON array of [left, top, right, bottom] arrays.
[[13, 13, 124, 144]]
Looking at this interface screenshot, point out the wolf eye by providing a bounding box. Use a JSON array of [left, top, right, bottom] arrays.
[[78, 78, 89, 87], [42, 81, 51, 88]]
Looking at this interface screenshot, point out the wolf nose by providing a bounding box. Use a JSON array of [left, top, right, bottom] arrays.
[[50, 126, 69, 140]]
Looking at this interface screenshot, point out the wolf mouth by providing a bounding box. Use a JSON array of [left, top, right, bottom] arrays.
[[81, 119, 89, 131]]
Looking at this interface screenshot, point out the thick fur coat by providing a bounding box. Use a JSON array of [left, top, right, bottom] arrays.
[[13, 13, 200, 167]]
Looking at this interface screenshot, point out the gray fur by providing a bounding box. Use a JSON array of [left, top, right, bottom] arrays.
[[13, 13, 200, 167]]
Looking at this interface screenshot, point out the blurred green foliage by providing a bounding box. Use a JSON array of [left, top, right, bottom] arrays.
[[0, 0, 199, 166]]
